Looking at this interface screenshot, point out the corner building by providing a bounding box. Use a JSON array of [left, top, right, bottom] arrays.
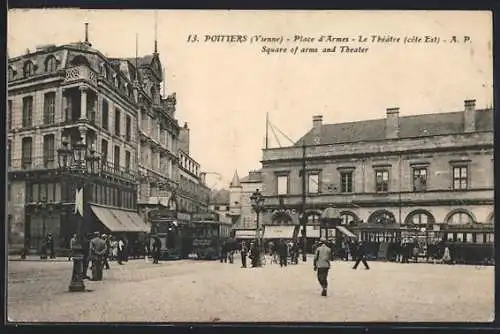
[[260, 100, 494, 245], [7, 39, 143, 252]]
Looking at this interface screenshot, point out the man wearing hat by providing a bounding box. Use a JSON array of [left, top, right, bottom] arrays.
[[89, 232, 107, 281], [313, 237, 332, 297]]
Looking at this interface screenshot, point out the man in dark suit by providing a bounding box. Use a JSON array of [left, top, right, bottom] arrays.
[[277, 239, 288, 267], [353, 240, 370, 270], [240, 241, 248, 268]]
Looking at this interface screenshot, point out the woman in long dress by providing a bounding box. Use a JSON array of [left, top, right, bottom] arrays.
[[442, 246, 452, 264]]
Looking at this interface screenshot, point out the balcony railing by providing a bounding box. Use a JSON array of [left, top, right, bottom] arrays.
[[64, 66, 98, 86], [9, 156, 136, 182], [101, 161, 136, 182], [9, 157, 57, 171]]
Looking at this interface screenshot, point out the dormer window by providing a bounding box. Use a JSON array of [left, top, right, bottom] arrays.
[[45, 56, 57, 72], [23, 61, 35, 77], [8, 66, 17, 81]]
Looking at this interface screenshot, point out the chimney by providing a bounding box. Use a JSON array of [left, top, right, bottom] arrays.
[[464, 99, 476, 133], [179, 123, 190, 154], [385, 107, 400, 139], [312, 115, 323, 145], [313, 115, 323, 128]]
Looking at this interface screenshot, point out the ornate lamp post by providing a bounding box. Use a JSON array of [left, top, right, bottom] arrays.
[[57, 137, 101, 292], [250, 188, 265, 267]]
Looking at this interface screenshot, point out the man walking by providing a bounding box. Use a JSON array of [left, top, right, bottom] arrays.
[[46, 233, 55, 259], [240, 241, 248, 268], [277, 239, 288, 268], [313, 238, 332, 297], [353, 240, 370, 270], [117, 237, 125, 265]]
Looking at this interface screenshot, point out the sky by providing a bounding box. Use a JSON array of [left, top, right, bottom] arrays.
[[8, 10, 493, 189]]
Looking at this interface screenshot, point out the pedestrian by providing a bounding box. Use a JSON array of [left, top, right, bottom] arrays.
[[277, 239, 288, 267], [220, 241, 228, 263], [117, 237, 125, 265], [102, 234, 111, 270], [46, 233, 55, 259], [249, 241, 259, 267], [240, 241, 248, 268], [152, 236, 161, 264], [68, 234, 77, 261], [352, 240, 370, 270], [313, 237, 332, 297], [82, 233, 91, 280], [89, 232, 107, 281]]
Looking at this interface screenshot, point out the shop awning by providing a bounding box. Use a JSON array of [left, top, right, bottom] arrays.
[[306, 225, 321, 238], [234, 230, 257, 239], [263, 225, 296, 240], [91, 205, 150, 233], [91, 205, 125, 232], [336, 225, 357, 238]]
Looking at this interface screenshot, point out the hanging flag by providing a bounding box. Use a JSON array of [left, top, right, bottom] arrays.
[[75, 187, 84, 216]]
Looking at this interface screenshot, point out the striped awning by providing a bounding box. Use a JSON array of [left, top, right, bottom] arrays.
[[336, 225, 357, 238], [91, 205, 150, 233]]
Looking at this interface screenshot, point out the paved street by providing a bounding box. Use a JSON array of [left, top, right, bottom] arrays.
[[8, 256, 494, 323]]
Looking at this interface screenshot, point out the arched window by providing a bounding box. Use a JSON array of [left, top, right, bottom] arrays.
[[340, 211, 359, 225], [368, 210, 396, 225], [446, 211, 474, 225], [272, 212, 292, 225], [23, 61, 34, 77], [306, 213, 321, 225], [70, 55, 91, 67], [45, 56, 57, 72], [404, 210, 436, 226]]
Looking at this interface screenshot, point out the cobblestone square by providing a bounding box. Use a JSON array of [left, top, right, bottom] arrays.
[[7, 256, 494, 323]]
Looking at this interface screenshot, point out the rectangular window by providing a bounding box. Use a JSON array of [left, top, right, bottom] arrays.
[[114, 108, 121, 135], [102, 100, 109, 130], [125, 151, 131, 172], [7, 140, 11, 167], [375, 170, 389, 192], [308, 173, 319, 194], [43, 134, 55, 168], [21, 137, 33, 169], [101, 139, 108, 164], [340, 171, 353, 193], [43, 92, 56, 124], [126, 116, 132, 142], [46, 183, 55, 202], [453, 166, 468, 190], [413, 167, 427, 192], [8, 100, 12, 130], [22, 96, 33, 128], [277, 175, 288, 195], [114, 145, 120, 171]]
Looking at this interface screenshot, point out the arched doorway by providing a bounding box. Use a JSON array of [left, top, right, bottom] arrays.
[[368, 210, 396, 225]]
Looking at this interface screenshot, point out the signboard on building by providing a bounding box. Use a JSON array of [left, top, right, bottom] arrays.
[[192, 212, 218, 222]]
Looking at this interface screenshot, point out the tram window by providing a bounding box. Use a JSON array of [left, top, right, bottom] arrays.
[[466, 233, 473, 243], [456, 233, 464, 242], [486, 233, 494, 243], [476, 233, 484, 244]]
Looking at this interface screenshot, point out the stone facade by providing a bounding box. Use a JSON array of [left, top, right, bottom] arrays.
[[261, 100, 494, 229], [228, 170, 263, 229]]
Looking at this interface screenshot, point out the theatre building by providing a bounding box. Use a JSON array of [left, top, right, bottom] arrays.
[[260, 99, 494, 251], [7, 31, 148, 253]]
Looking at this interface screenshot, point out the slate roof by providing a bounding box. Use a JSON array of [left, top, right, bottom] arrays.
[[209, 189, 230, 205], [296, 109, 493, 146], [125, 55, 154, 68], [240, 170, 263, 183]]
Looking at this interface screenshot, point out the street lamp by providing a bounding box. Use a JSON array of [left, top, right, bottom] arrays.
[[58, 136, 101, 292], [250, 188, 265, 267]]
